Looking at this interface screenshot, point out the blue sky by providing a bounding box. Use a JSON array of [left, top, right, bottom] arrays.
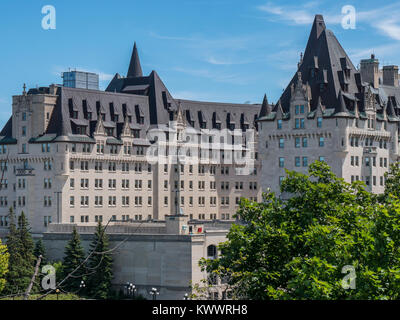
[[1, 0, 400, 128]]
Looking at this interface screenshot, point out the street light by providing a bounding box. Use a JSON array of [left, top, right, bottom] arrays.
[[126, 282, 136, 299], [55, 288, 60, 300], [80, 280, 85, 291], [149, 287, 159, 300], [183, 293, 190, 300]]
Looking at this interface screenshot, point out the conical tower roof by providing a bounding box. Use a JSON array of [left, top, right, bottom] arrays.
[[127, 42, 143, 78]]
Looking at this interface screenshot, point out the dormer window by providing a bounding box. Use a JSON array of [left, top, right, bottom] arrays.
[[132, 129, 140, 138], [22, 126, 26, 137], [76, 126, 86, 135], [317, 117, 323, 128], [105, 128, 114, 136], [277, 119, 282, 129], [295, 105, 305, 115], [22, 112, 26, 121]]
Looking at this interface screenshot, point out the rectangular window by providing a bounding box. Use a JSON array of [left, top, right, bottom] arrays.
[[277, 120, 282, 129], [295, 157, 301, 167], [317, 117, 322, 128], [319, 137, 324, 147], [295, 137, 300, 148], [279, 157, 284, 168], [302, 157, 308, 167], [279, 138, 284, 149], [302, 137, 308, 147]]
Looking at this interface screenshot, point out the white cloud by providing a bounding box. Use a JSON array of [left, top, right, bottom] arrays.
[[374, 20, 400, 41], [173, 67, 250, 85], [257, 2, 400, 42]]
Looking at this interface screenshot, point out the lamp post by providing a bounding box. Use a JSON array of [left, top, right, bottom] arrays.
[[183, 293, 189, 300], [80, 280, 85, 291], [149, 287, 159, 300], [126, 282, 136, 299], [55, 288, 60, 300]]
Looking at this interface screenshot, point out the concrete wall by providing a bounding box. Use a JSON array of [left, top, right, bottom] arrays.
[[42, 230, 227, 300]]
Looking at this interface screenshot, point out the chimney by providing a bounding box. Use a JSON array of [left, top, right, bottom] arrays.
[[360, 54, 380, 88], [382, 65, 399, 87]]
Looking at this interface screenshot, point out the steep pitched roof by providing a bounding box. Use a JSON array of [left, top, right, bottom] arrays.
[[277, 14, 361, 114], [127, 42, 143, 78], [259, 94, 272, 118]]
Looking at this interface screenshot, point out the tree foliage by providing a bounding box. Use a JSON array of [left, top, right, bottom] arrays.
[[34, 239, 47, 266], [4, 209, 36, 294], [87, 221, 113, 299], [201, 161, 400, 300], [62, 227, 86, 292], [0, 239, 9, 293]]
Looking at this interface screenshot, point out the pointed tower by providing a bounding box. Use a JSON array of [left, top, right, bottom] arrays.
[[127, 42, 143, 78], [259, 94, 271, 118]]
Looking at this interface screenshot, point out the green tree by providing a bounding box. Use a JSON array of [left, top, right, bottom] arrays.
[[382, 163, 400, 200], [4, 209, 35, 294], [62, 227, 86, 292], [87, 221, 113, 299], [34, 239, 47, 266], [0, 239, 9, 293], [201, 161, 400, 300]]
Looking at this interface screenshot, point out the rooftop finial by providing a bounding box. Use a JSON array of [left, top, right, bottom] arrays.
[[23, 83, 26, 95]]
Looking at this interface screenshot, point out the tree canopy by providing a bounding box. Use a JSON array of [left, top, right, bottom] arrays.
[[0, 239, 9, 293], [201, 161, 400, 300]]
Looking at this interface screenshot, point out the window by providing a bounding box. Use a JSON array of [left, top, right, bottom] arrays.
[[22, 126, 26, 136], [319, 156, 325, 162], [319, 137, 325, 147], [207, 245, 217, 259], [317, 117, 322, 128], [295, 105, 305, 115], [279, 138, 284, 149], [295, 137, 300, 148], [295, 157, 301, 167], [279, 157, 285, 168], [302, 137, 308, 147], [81, 161, 89, 171], [277, 120, 282, 129], [302, 157, 308, 167]]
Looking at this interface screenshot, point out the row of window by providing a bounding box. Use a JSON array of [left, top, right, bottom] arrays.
[[276, 116, 323, 130], [68, 195, 256, 208], [350, 156, 388, 168], [275, 137, 325, 149], [350, 137, 388, 149], [351, 175, 386, 186]]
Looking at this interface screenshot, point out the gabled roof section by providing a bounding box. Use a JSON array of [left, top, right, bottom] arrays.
[[127, 42, 143, 78]]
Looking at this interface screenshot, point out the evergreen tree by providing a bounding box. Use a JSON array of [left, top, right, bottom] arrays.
[[62, 227, 86, 292], [87, 221, 113, 299], [4, 208, 35, 294], [34, 239, 47, 266]]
